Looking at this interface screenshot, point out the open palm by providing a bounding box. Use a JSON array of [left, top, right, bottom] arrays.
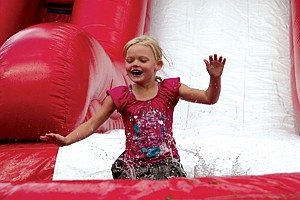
[[40, 133, 67, 146], [204, 54, 226, 78]]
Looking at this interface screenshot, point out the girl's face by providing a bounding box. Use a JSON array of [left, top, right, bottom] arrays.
[[125, 44, 162, 85]]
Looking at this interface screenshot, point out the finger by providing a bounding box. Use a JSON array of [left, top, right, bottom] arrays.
[[45, 133, 56, 136], [222, 58, 226, 65], [218, 56, 223, 63], [40, 133, 56, 140], [40, 136, 46, 140], [40, 134, 51, 139], [45, 133, 59, 139], [209, 55, 213, 62], [203, 59, 209, 66], [214, 54, 218, 61]]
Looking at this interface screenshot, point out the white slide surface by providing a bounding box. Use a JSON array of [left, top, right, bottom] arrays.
[[53, 0, 300, 180]]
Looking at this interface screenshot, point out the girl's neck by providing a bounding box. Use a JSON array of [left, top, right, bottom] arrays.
[[131, 81, 159, 101]]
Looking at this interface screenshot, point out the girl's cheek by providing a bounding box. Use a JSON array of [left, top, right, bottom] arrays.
[[125, 64, 131, 72]]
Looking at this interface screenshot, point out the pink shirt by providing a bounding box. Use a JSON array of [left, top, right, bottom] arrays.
[[107, 77, 181, 166]]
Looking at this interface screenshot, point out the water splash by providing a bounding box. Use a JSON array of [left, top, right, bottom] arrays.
[[179, 146, 251, 178]]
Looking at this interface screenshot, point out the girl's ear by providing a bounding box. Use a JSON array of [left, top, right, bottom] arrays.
[[155, 60, 163, 71]]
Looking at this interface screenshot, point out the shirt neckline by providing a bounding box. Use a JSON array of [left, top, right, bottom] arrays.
[[128, 81, 161, 102]]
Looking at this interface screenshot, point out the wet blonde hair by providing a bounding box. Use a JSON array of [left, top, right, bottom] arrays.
[[123, 35, 164, 82]]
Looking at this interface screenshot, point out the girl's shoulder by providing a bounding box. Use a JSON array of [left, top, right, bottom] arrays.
[[106, 85, 131, 111], [158, 77, 181, 100], [107, 85, 129, 97], [160, 77, 181, 89], [109, 85, 128, 92]]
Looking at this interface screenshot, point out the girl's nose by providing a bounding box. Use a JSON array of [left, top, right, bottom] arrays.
[[132, 60, 140, 67]]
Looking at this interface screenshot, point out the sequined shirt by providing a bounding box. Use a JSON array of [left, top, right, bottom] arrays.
[[107, 77, 181, 166]]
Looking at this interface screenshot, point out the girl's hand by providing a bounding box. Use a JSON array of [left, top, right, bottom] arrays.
[[204, 54, 226, 78], [40, 133, 67, 146]]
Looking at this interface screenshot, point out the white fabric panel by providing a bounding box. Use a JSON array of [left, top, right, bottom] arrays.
[[150, 0, 294, 136], [53, 0, 300, 180]]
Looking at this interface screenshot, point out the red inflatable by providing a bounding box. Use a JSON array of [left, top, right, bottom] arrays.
[[0, 0, 300, 199], [0, 0, 150, 140], [0, 0, 148, 182], [1, 173, 300, 199]]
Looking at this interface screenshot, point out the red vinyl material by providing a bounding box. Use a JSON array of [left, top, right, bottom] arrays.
[[0, 143, 58, 183], [0, 173, 300, 199], [0, 0, 300, 198], [71, 0, 150, 63], [0, 0, 43, 46], [0, 23, 126, 140], [0, 0, 151, 141]]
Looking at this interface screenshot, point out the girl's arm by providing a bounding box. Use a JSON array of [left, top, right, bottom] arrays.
[[179, 77, 221, 104], [40, 95, 116, 146], [179, 54, 226, 105]]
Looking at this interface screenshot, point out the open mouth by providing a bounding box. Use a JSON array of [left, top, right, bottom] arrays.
[[131, 70, 143, 76]]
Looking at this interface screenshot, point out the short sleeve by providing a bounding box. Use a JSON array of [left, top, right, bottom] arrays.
[[159, 77, 181, 105], [106, 86, 129, 112]]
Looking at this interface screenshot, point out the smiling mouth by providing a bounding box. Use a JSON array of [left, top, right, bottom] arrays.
[[131, 70, 143, 76]]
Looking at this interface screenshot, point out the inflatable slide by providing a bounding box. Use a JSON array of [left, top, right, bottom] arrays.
[[0, 0, 300, 198]]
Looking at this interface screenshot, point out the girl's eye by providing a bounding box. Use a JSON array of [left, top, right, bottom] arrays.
[[126, 58, 148, 64], [140, 59, 148, 63], [126, 59, 133, 63]]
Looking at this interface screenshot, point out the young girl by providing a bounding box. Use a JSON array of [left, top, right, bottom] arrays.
[[40, 35, 226, 180]]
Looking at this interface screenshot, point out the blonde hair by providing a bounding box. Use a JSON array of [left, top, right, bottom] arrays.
[[123, 35, 164, 82]]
